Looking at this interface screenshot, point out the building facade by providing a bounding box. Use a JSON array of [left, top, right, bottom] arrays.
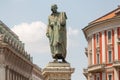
[[32, 64, 44, 80], [83, 6, 120, 80], [0, 20, 44, 80]]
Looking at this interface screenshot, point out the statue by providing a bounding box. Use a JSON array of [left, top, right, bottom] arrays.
[[46, 4, 67, 63]]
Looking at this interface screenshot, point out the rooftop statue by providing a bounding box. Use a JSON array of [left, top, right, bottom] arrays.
[[46, 4, 67, 63]]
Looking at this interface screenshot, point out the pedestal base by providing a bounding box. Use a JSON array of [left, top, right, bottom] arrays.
[[42, 62, 74, 80]]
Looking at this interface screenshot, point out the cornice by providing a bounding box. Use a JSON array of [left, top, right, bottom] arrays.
[[0, 21, 33, 63], [0, 43, 33, 66], [0, 21, 18, 39], [83, 16, 120, 40], [84, 16, 120, 31]]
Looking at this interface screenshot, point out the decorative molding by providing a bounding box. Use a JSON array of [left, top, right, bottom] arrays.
[[86, 19, 120, 39], [42, 62, 74, 80]]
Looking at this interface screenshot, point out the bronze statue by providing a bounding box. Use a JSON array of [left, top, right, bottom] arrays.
[[46, 4, 67, 62]]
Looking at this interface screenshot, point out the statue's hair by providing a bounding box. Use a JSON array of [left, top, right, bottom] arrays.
[[51, 4, 58, 10]]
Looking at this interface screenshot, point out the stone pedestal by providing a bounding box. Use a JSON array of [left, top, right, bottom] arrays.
[[42, 62, 74, 80]]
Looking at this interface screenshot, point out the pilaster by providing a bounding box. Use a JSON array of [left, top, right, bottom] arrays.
[[114, 28, 118, 61], [114, 68, 119, 80], [92, 35, 94, 65], [102, 31, 105, 63]]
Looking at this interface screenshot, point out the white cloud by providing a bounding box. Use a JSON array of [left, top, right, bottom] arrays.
[[11, 21, 80, 55], [68, 27, 79, 36], [11, 21, 49, 54], [67, 27, 80, 48]]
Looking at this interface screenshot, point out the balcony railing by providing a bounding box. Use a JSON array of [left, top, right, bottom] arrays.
[[85, 48, 88, 57], [88, 64, 105, 72], [113, 60, 120, 67], [83, 69, 88, 78]]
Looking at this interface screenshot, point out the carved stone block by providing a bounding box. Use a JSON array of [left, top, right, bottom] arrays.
[[42, 62, 74, 80]]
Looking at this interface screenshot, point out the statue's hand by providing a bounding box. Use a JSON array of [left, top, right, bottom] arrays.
[[50, 22, 54, 28], [46, 33, 49, 38], [60, 23, 65, 26]]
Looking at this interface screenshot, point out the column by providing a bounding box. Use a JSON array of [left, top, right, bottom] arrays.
[[9, 70, 12, 80], [89, 37, 92, 65], [102, 31, 105, 63], [0, 65, 5, 80], [102, 72, 106, 80], [18, 74, 20, 80], [15, 73, 18, 80], [19, 75, 21, 80], [92, 35, 94, 65], [6, 68, 10, 80], [88, 73, 91, 80], [114, 28, 118, 61], [114, 68, 119, 80], [12, 71, 15, 80]]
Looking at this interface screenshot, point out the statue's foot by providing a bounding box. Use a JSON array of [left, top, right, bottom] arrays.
[[62, 59, 67, 63], [53, 59, 58, 63]]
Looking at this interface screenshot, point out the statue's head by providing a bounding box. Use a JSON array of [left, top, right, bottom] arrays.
[[51, 4, 58, 13]]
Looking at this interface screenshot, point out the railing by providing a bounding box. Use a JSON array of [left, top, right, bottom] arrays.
[[113, 60, 120, 67], [83, 68, 88, 77], [0, 33, 32, 62], [83, 69, 88, 73], [88, 64, 105, 72], [85, 48, 88, 57]]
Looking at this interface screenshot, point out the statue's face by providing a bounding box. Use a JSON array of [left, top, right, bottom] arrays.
[[51, 5, 58, 13], [51, 7, 57, 13]]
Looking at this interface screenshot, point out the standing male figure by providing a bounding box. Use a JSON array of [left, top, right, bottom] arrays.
[[46, 4, 67, 62]]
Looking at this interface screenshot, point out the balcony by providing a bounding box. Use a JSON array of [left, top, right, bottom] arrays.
[[83, 69, 88, 78], [118, 38, 120, 44], [88, 64, 105, 72], [85, 48, 88, 57], [113, 60, 120, 67]]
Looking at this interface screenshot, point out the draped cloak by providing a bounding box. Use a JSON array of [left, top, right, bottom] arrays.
[[46, 12, 67, 59]]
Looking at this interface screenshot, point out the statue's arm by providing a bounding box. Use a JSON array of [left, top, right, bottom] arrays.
[[64, 12, 67, 20], [46, 26, 49, 38], [46, 17, 50, 38], [60, 12, 67, 26]]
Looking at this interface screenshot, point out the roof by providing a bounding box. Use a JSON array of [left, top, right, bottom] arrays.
[[0, 20, 19, 39], [90, 6, 120, 24], [82, 6, 120, 40]]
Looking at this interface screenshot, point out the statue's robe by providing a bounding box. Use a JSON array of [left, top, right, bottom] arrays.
[[46, 12, 67, 59]]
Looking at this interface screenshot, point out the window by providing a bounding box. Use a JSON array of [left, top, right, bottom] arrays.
[[96, 52, 100, 64], [107, 30, 112, 43], [108, 74, 112, 80], [108, 50, 112, 63], [96, 34, 99, 46], [96, 73, 100, 80], [118, 28, 120, 39], [96, 77, 100, 80]]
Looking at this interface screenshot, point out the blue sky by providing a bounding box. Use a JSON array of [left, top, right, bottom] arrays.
[[0, 0, 120, 80]]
